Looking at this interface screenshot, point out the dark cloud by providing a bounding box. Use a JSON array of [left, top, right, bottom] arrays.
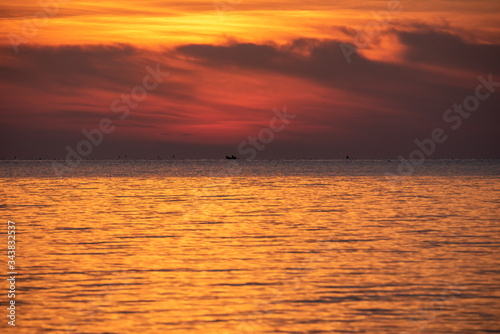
[[396, 29, 500, 75], [0, 43, 196, 102], [0, 44, 138, 89], [177, 30, 500, 86], [175, 36, 443, 103], [175, 32, 499, 124]]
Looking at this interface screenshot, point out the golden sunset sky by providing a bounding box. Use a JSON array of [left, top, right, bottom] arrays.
[[1, 0, 499, 158]]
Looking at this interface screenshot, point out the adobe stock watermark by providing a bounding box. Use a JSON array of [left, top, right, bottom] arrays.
[[237, 106, 296, 160], [385, 74, 499, 188], [6, 220, 17, 327], [8, 0, 71, 54], [213, 0, 242, 20], [340, 0, 413, 64], [51, 64, 169, 176]]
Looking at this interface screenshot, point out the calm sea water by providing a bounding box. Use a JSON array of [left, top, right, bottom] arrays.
[[1, 160, 499, 333]]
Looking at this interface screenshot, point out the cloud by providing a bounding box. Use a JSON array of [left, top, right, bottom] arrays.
[[0, 26, 499, 159], [395, 29, 500, 74], [0, 43, 142, 91]]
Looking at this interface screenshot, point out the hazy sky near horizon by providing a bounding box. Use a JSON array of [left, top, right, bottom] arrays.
[[1, 0, 499, 159]]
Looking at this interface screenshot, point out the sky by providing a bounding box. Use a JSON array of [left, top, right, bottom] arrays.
[[0, 0, 499, 159]]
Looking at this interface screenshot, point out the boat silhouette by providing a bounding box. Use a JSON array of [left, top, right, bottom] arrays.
[[226, 155, 237, 159]]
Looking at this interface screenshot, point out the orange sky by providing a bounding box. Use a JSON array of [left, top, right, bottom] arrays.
[[2, 0, 499, 47], [1, 0, 499, 158]]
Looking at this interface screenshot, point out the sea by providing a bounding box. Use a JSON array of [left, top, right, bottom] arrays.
[[0, 159, 499, 333]]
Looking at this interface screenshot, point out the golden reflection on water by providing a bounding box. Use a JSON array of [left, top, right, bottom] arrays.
[[1, 169, 500, 333]]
